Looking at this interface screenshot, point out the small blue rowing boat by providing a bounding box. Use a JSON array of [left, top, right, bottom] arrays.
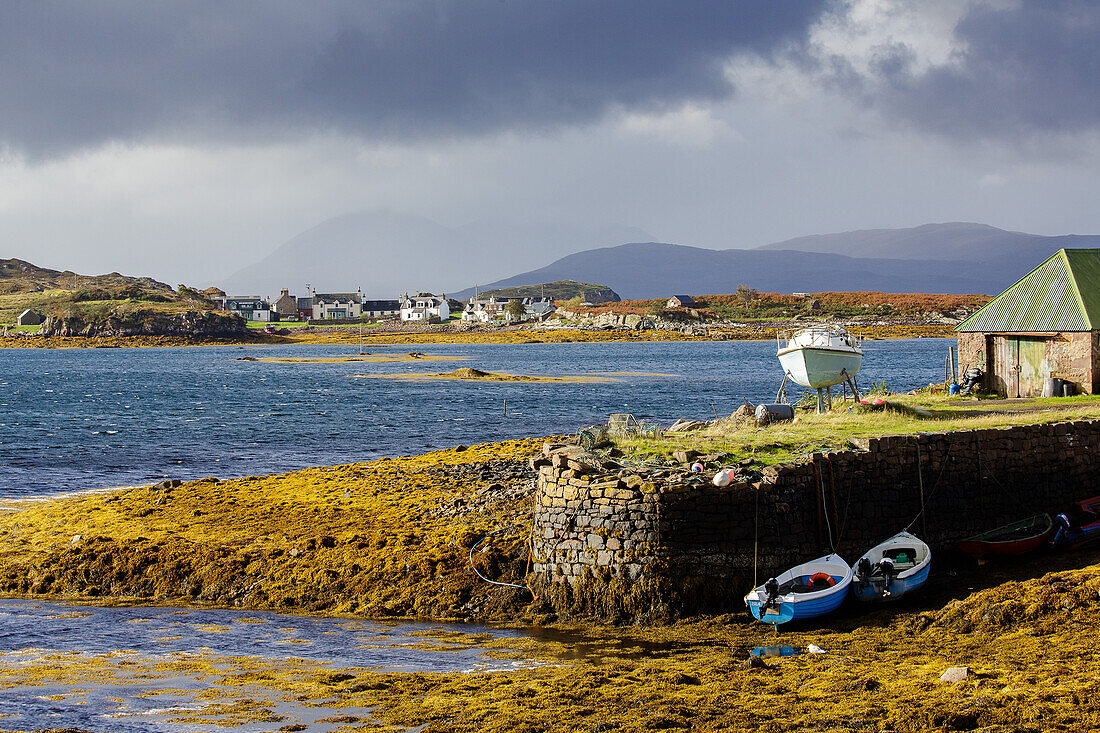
[[744, 553, 852, 625], [851, 530, 931, 601]]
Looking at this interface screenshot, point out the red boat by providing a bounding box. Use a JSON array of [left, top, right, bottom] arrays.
[[957, 513, 1054, 562]]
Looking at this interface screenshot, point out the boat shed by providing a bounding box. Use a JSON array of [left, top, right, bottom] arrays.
[[17, 309, 44, 326], [956, 248, 1100, 397]]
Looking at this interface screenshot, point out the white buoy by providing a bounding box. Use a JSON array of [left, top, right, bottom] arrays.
[[712, 469, 736, 487]]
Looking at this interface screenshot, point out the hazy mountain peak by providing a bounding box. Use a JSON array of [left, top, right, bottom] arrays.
[[219, 210, 653, 297]]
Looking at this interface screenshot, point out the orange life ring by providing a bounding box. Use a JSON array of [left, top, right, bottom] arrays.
[[809, 572, 836, 587]]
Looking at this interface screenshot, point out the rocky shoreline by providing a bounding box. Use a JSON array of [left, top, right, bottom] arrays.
[[3, 317, 959, 348]]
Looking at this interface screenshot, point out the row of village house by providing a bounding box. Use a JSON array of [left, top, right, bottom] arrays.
[[205, 288, 555, 324]]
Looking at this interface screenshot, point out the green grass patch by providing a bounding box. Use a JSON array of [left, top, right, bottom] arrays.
[[614, 394, 1100, 466]]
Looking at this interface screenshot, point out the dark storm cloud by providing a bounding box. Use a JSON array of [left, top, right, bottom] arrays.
[[840, 0, 1100, 140], [0, 1, 827, 156]]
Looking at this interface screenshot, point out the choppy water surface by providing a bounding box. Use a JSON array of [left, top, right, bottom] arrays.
[[0, 599, 538, 731], [0, 339, 953, 497]]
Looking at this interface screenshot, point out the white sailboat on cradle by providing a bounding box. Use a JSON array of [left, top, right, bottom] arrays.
[[776, 326, 863, 412]]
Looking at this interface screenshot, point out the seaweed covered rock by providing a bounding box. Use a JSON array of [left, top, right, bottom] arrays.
[[0, 439, 546, 621], [917, 566, 1100, 634]]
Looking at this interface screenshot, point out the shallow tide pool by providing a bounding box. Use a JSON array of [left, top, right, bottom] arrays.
[[0, 599, 542, 732]]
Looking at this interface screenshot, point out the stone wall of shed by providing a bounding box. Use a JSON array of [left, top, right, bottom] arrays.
[[957, 330, 1098, 395], [530, 420, 1100, 620]]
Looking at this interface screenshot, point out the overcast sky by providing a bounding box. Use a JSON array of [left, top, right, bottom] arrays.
[[3, 0, 1100, 286]]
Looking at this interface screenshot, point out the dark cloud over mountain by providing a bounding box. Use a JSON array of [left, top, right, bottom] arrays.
[[0, 1, 827, 156], [832, 0, 1100, 140]]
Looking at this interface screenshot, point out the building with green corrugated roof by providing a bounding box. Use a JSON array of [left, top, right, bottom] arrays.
[[956, 248, 1100, 397]]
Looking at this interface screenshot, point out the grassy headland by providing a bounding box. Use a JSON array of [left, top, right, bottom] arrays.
[[1, 258, 243, 338], [569, 290, 991, 323]]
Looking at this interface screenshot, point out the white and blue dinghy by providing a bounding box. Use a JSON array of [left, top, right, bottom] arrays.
[[744, 554, 853, 625], [851, 531, 931, 601]]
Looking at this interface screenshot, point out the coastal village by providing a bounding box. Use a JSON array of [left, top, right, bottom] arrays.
[[201, 287, 556, 325]]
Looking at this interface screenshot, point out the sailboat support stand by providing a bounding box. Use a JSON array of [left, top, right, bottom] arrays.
[[777, 370, 862, 412]]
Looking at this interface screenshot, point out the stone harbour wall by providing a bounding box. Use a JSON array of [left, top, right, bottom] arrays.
[[530, 420, 1100, 620]]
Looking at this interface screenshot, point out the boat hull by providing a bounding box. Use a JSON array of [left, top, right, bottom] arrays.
[[851, 531, 931, 602], [957, 514, 1053, 559], [851, 563, 930, 601], [1050, 498, 1100, 551], [746, 589, 848, 623], [778, 347, 863, 389], [744, 553, 852, 625]]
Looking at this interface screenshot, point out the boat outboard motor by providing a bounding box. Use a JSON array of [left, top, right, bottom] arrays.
[[855, 557, 874, 591], [763, 577, 780, 609], [1050, 513, 1073, 547], [878, 557, 896, 597]]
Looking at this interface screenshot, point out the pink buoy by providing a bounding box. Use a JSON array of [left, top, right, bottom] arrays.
[[691, 462, 704, 473]]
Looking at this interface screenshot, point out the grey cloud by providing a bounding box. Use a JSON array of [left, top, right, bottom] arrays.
[[0, 1, 827, 156], [837, 0, 1100, 140]]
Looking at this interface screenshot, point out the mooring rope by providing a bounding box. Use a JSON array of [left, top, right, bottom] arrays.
[[753, 483, 759, 589], [815, 459, 836, 552], [469, 524, 529, 590], [905, 438, 953, 533]]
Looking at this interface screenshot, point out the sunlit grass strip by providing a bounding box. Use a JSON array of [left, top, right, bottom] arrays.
[[615, 395, 1100, 465]]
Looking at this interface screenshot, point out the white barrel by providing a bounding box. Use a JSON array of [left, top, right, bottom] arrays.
[[755, 403, 795, 424]]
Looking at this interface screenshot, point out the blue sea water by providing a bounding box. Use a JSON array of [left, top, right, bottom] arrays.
[[0, 339, 953, 497]]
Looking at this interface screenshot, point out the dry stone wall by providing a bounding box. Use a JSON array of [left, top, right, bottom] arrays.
[[530, 420, 1100, 620]]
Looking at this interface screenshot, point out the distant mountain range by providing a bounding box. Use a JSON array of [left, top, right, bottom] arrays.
[[219, 210, 653, 297], [222, 216, 1100, 299], [462, 224, 1100, 298]]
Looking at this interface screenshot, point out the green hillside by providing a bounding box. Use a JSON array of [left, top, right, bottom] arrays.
[[479, 280, 619, 303], [0, 259, 238, 333]]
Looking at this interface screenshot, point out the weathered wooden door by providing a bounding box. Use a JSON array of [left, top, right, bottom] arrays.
[[1016, 337, 1047, 397], [991, 336, 1048, 397], [991, 335, 1016, 397]]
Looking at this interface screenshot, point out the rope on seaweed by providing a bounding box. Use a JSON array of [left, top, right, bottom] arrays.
[[469, 524, 530, 590]]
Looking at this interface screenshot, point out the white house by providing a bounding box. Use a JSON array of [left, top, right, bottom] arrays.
[[213, 296, 272, 322], [362, 299, 401, 318], [400, 293, 450, 322], [312, 292, 363, 320], [461, 296, 554, 323], [461, 298, 495, 323]]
